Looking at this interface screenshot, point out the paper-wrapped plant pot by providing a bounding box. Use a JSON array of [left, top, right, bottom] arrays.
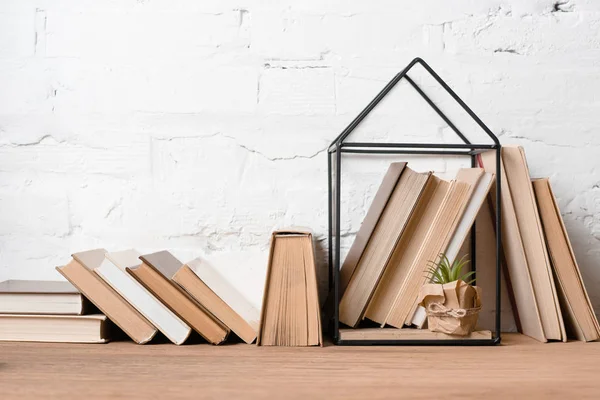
[[417, 280, 482, 336]]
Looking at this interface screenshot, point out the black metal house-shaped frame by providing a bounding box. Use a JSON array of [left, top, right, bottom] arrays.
[[327, 57, 502, 345]]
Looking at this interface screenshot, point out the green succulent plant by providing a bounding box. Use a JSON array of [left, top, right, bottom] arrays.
[[425, 253, 475, 285]]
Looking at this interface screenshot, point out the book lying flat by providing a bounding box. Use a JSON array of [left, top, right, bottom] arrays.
[[480, 150, 546, 342], [339, 167, 432, 327], [0, 314, 110, 343], [411, 169, 494, 327], [533, 178, 600, 342], [0, 280, 88, 315], [174, 258, 259, 344], [339, 328, 492, 341], [258, 231, 322, 346], [95, 250, 192, 345], [366, 176, 446, 325], [128, 251, 229, 345], [56, 249, 157, 344]]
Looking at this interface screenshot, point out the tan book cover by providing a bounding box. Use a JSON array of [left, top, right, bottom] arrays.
[[128, 251, 229, 345], [502, 146, 565, 341], [258, 231, 322, 346], [410, 168, 491, 327], [339, 162, 407, 295], [56, 249, 157, 344], [533, 178, 600, 341], [0, 314, 110, 343], [473, 203, 519, 332], [0, 280, 87, 315], [339, 167, 432, 327], [174, 259, 259, 344], [365, 176, 445, 325], [384, 175, 473, 328], [480, 150, 546, 342], [339, 328, 492, 341]]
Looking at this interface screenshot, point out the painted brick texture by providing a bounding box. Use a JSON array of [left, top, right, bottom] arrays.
[[0, 0, 599, 314]]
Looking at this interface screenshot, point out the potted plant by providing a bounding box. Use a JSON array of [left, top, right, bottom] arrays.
[[417, 254, 482, 336]]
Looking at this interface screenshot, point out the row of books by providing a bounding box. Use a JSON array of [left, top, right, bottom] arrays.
[[338, 145, 600, 342], [0, 231, 323, 346], [0, 250, 260, 344]]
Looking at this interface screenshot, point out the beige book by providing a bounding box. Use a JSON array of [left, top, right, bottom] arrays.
[[339, 328, 492, 341], [502, 146, 565, 341], [258, 231, 322, 346], [339, 162, 407, 295], [56, 249, 157, 344], [533, 178, 600, 341], [411, 169, 493, 327], [127, 251, 229, 345], [95, 250, 192, 345], [0, 314, 110, 343], [174, 258, 259, 344], [365, 176, 445, 324], [0, 280, 88, 315], [384, 176, 473, 328], [480, 150, 546, 342], [473, 203, 519, 332], [339, 167, 432, 327]]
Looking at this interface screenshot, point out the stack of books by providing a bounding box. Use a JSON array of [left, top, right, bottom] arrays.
[[0, 280, 109, 343], [0, 249, 260, 344], [338, 145, 600, 342]]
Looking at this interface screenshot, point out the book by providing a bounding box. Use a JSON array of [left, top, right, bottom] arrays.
[[173, 258, 259, 344], [384, 174, 474, 328], [411, 169, 494, 327], [95, 250, 192, 345], [502, 146, 565, 341], [365, 175, 447, 325], [398, 169, 480, 327], [480, 150, 546, 341], [0, 280, 88, 315], [533, 178, 600, 341], [472, 204, 519, 332], [339, 167, 432, 327], [127, 251, 229, 345], [56, 249, 158, 344], [339, 328, 492, 341], [258, 230, 322, 346], [0, 314, 110, 343], [339, 162, 407, 295]]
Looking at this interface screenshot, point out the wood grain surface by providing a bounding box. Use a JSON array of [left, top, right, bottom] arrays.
[[0, 333, 598, 399]]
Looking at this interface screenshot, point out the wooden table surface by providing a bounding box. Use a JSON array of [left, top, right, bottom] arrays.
[[1, 333, 598, 399]]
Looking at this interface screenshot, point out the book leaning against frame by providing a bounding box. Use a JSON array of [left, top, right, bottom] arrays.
[[533, 178, 600, 341], [339, 164, 432, 327]]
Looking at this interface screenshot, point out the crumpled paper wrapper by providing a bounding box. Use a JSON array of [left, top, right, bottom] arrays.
[[417, 280, 482, 336]]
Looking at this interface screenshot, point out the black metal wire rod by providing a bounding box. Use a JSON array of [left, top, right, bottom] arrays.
[[404, 74, 471, 145], [342, 142, 496, 149]]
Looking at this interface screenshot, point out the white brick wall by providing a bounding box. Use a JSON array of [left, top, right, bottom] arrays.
[[1, 0, 599, 315]]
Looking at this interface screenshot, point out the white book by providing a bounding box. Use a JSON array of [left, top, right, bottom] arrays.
[[94, 249, 192, 345], [411, 172, 495, 327], [186, 258, 260, 332]]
